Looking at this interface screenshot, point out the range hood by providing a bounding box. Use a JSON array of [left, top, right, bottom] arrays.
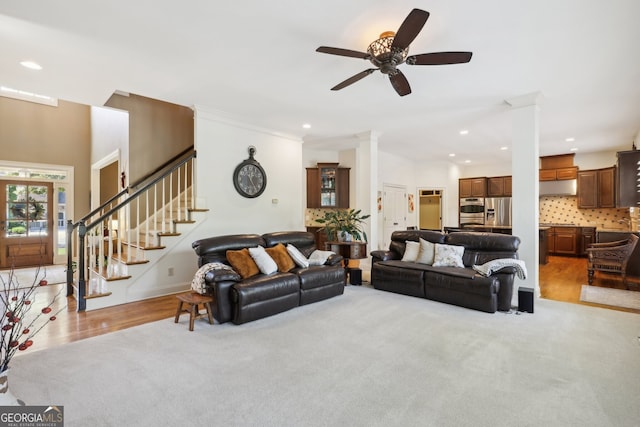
[[539, 179, 577, 196]]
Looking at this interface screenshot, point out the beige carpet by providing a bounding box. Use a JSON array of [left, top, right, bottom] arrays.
[[10, 286, 640, 427], [580, 285, 640, 310], [0, 265, 67, 289]]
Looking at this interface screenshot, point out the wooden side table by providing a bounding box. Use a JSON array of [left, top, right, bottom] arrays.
[[325, 241, 367, 285], [174, 292, 214, 331]]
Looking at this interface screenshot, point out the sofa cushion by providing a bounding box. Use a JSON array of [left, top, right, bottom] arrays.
[[233, 273, 300, 305], [295, 264, 345, 291], [432, 244, 465, 268], [265, 243, 296, 272], [309, 250, 335, 266], [249, 246, 278, 275], [287, 244, 310, 268], [401, 241, 421, 262], [227, 248, 260, 279], [415, 238, 435, 265]]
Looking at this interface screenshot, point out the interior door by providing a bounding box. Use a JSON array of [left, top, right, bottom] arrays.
[[0, 180, 54, 268], [419, 192, 442, 230], [383, 185, 406, 248]]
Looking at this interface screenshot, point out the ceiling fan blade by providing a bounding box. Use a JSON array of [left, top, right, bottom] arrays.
[[389, 70, 411, 96], [406, 51, 473, 65], [316, 46, 371, 60], [331, 69, 377, 91], [391, 9, 430, 50]]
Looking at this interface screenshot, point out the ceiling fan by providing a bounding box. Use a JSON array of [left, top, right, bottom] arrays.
[[316, 8, 472, 96]]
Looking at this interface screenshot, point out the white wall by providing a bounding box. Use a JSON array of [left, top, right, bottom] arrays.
[[414, 160, 462, 228], [192, 106, 305, 235], [90, 106, 128, 165], [574, 150, 618, 170]]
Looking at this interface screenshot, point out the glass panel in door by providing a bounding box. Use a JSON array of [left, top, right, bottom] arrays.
[[0, 181, 54, 268]]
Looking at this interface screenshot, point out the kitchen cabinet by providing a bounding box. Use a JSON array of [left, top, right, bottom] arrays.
[[306, 163, 350, 208], [539, 153, 578, 181], [539, 228, 549, 264], [487, 176, 512, 197], [539, 167, 578, 181], [580, 227, 596, 256], [554, 227, 578, 255], [577, 167, 616, 209], [616, 150, 640, 208], [459, 177, 486, 198]]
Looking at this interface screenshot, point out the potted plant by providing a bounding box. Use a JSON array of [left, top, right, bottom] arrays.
[[316, 209, 371, 242]]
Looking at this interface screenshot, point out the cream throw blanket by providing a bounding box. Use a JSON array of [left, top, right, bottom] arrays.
[[191, 262, 233, 294], [472, 258, 528, 280]]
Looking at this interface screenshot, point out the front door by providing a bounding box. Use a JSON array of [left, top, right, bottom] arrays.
[[0, 180, 54, 268]]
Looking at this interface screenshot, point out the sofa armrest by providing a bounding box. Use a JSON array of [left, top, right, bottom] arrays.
[[370, 250, 398, 263], [205, 280, 236, 323], [204, 267, 241, 283], [325, 254, 344, 266]]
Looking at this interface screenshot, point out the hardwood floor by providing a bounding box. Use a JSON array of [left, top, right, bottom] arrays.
[[15, 256, 640, 356], [539, 255, 640, 314]]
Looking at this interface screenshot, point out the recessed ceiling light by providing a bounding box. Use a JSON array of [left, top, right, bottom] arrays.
[[570, 147, 578, 152], [20, 61, 42, 70], [464, 160, 471, 163], [565, 137, 575, 142], [449, 153, 456, 157], [302, 123, 311, 129], [500, 146, 508, 151], [459, 130, 469, 135]]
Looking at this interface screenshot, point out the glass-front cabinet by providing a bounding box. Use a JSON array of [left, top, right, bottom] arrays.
[[306, 163, 350, 208]]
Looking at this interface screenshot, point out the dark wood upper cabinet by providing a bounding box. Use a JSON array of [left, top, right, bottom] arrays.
[[487, 176, 512, 197], [617, 150, 640, 208], [539, 154, 578, 181], [459, 177, 486, 198], [578, 167, 616, 209], [306, 163, 350, 208]]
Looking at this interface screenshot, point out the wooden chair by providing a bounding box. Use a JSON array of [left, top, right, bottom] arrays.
[[586, 234, 639, 289]]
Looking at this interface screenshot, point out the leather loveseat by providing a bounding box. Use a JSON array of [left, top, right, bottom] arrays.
[[192, 231, 345, 324], [370, 230, 521, 313]]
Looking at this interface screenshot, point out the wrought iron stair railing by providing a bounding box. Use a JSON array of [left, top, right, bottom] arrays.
[[66, 149, 198, 311]]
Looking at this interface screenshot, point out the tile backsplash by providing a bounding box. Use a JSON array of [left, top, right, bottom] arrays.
[[539, 196, 630, 228]]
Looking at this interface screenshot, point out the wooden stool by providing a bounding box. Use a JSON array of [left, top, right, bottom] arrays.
[[174, 292, 214, 331]]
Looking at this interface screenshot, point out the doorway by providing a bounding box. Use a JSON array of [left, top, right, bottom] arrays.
[[382, 184, 407, 248], [0, 180, 54, 268], [418, 189, 443, 230]]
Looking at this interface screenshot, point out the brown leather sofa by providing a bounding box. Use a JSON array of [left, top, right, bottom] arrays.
[[371, 230, 521, 313], [192, 231, 345, 324]]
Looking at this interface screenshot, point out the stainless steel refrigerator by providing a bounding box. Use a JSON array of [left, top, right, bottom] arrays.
[[484, 197, 512, 226]]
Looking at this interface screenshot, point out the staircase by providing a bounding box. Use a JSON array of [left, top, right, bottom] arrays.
[[66, 150, 208, 311]]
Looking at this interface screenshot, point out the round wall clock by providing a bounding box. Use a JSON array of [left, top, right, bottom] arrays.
[[233, 146, 267, 198]]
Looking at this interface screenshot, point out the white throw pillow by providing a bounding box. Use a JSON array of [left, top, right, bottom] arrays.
[[248, 246, 278, 275], [432, 243, 465, 268], [401, 240, 421, 262], [308, 249, 335, 266], [286, 244, 309, 268], [415, 238, 435, 265]]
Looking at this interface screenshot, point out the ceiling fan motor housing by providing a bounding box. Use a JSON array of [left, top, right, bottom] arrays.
[[367, 35, 409, 72]]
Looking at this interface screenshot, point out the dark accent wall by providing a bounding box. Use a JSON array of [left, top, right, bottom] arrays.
[[0, 97, 91, 219], [104, 93, 194, 184]]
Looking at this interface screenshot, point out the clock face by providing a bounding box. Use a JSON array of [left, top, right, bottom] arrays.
[[233, 161, 266, 198]]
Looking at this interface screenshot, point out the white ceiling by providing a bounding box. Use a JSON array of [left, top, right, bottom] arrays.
[[1, 0, 639, 165]]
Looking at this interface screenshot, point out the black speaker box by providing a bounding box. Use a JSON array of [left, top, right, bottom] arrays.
[[349, 268, 362, 286], [518, 286, 534, 313]]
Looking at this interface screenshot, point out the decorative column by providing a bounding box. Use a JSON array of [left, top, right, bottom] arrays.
[[505, 92, 543, 302], [354, 131, 379, 251]]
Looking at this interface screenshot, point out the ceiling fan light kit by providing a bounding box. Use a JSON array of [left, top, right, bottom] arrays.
[[316, 8, 473, 97]]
